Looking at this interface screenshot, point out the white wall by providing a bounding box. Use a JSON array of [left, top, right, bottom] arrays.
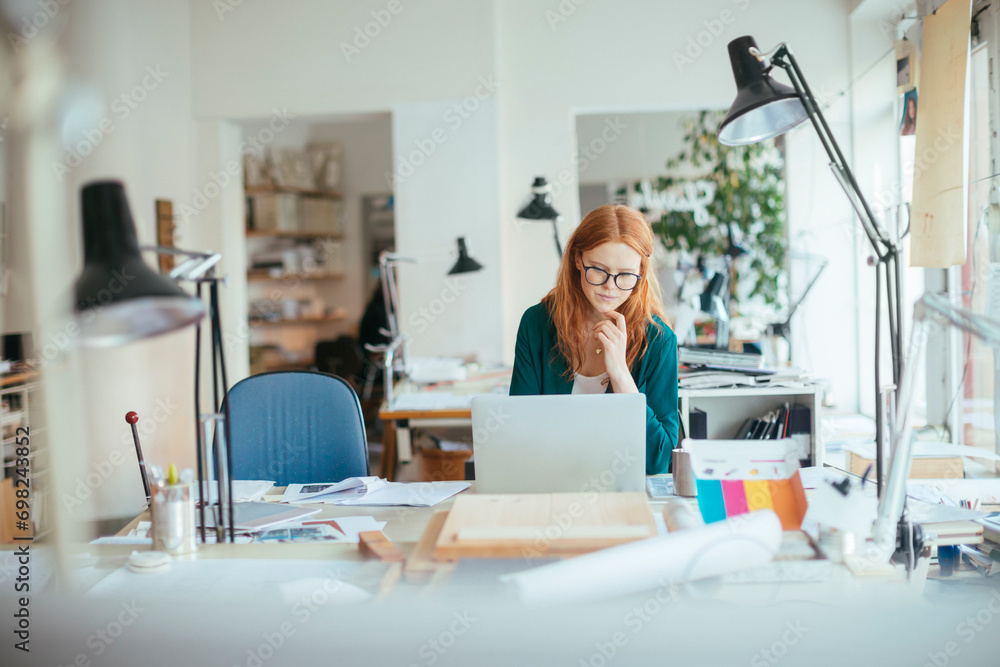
[[575, 111, 693, 186], [191, 0, 498, 118], [391, 99, 503, 361], [494, 0, 854, 365]]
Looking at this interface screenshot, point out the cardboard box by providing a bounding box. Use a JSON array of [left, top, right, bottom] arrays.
[[847, 451, 963, 479], [685, 439, 808, 530]]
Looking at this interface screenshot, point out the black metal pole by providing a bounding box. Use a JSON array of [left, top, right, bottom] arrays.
[[207, 283, 227, 543], [893, 251, 904, 386], [210, 280, 234, 543], [194, 283, 206, 543], [884, 255, 901, 389], [774, 45, 910, 495]]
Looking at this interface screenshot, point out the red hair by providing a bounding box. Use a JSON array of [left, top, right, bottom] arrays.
[[542, 204, 667, 377]]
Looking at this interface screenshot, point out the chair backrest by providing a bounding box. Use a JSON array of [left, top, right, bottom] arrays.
[[225, 371, 369, 486]]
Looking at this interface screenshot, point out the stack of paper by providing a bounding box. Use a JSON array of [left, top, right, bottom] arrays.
[[282, 477, 469, 507], [198, 480, 275, 503]]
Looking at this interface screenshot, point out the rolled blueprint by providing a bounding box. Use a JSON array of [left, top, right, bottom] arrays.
[[501, 509, 782, 606]]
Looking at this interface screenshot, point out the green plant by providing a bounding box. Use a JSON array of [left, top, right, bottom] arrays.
[[643, 110, 787, 309]]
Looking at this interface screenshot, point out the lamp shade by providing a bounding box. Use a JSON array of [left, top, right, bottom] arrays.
[[718, 36, 809, 146], [517, 177, 561, 220], [448, 237, 484, 275], [74, 180, 204, 348]]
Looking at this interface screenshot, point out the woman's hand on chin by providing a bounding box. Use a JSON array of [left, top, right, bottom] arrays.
[[593, 311, 638, 393]]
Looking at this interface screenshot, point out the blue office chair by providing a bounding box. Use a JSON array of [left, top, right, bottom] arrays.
[[225, 371, 369, 486]]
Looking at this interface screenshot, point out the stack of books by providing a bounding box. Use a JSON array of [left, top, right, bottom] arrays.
[[732, 403, 807, 441], [962, 514, 1000, 576], [679, 347, 766, 372], [678, 348, 810, 389]]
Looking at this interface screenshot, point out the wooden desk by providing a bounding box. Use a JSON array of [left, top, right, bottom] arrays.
[[378, 369, 510, 480], [378, 404, 471, 480]]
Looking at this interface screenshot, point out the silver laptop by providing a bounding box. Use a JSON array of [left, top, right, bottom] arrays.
[[471, 394, 647, 493]]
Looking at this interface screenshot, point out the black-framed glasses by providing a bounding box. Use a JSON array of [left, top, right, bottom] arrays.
[[583, 266, 642, 291]]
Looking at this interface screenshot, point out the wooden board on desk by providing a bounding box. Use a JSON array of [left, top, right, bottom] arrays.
[[432, 493, 656, 560]]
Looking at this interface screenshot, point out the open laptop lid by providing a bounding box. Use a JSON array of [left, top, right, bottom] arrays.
[[471, 394, 646, 493]]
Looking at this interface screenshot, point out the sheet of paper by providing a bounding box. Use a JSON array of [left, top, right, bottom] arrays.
[[406, 357, 467, 383], [198, 501, 320, 530], [907, 499, 989, 524], [645, 477, 675, 498], [90, 536, 153, 545], [390, 392, 473, 411], [281, 477, 384, 503], [336, 481, 470, 507], [909, 479, 1000, 506], [797, 466, 838, 489], [910, 0, 971, 267], [197, 480, 275, 504], [257, 524, 346, 543], [304, 516, 387, 542], [85, 559, 372, 603]]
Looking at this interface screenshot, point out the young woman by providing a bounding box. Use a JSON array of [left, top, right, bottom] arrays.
[[510, 204, 678, 474]]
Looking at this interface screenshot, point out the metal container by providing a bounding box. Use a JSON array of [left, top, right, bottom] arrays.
[[672, 448, 698, 497]]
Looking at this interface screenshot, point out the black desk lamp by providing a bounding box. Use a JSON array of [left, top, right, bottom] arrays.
[[517, 176, 564, 256], [718, 36, 904, 496], [75, 181, 204, 347], [375, 237, 484, 407], [75, 180, 236, 543]]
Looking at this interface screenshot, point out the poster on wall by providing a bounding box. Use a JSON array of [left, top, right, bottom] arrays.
[[910, 0, 971, 268], [900, 89, 918, 136]]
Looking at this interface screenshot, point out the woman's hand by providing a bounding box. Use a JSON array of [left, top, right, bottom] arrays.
[[593, 311, 638, 393]]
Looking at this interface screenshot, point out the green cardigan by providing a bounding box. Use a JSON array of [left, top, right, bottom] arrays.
[[509, 303, 678, 474]]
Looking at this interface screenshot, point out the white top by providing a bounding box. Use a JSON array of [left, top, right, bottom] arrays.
[[572, 372, 610, 394]]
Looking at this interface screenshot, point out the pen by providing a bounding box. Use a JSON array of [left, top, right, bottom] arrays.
[[860, 464, 873, 487], [126, 411, 151, 504], [167, 463, 178, 486]]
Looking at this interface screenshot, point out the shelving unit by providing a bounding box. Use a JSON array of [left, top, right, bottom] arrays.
[[1, 371, 48, 541], [247, 270, 346, 282], [245, 186, 350, 374], [678, 383, 824, 466], [246, 230, 344, 240], [249, 312, 348, 326]]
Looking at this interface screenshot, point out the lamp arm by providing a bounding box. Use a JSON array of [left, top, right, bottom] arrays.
[[138, 244, 223, 281], [772, 47, 893, 256], [378, 251, 402, 341], [775, 45, 906, 458], [779, 257, 828, 326]]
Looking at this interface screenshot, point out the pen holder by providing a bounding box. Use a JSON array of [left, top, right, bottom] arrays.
[[150, 482, 196, 556]]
